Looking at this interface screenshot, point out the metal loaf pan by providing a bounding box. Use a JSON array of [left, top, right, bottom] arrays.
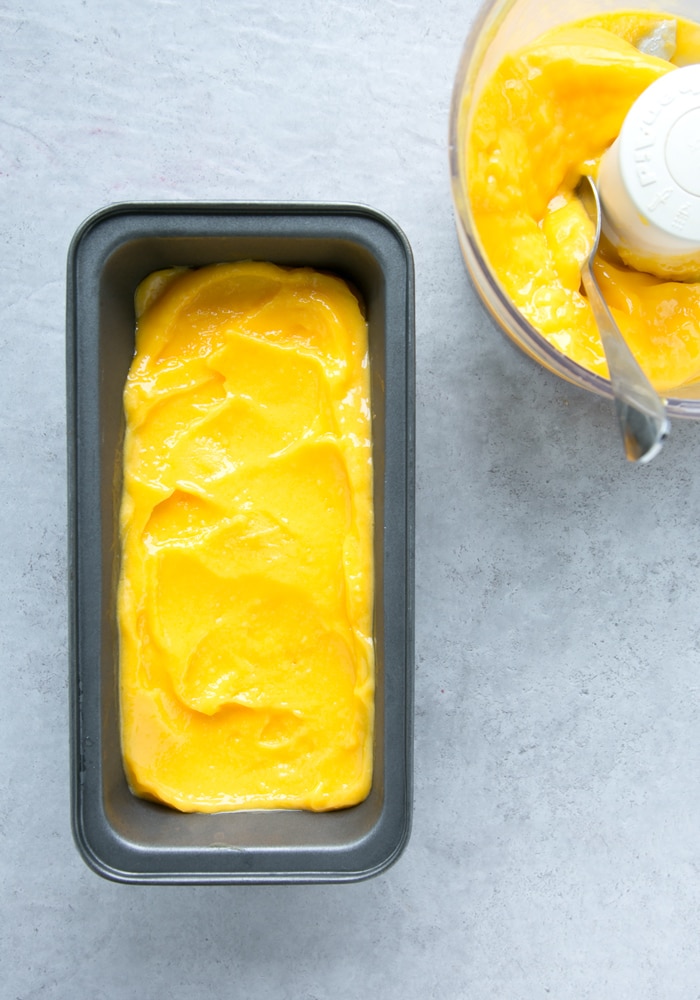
[[66, 203, 415, 884]]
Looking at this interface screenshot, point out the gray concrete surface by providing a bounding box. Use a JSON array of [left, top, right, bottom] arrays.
[[3, 1, 700, 997]]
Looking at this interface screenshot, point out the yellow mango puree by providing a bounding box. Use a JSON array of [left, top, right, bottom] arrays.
[[466, 12, 700, 393], [118, 261, 374, 813]]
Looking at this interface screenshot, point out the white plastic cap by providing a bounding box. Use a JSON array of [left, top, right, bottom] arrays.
[[598, 64, 700, 280]]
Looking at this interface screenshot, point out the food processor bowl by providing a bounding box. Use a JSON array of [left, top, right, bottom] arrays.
[[449, 0, 700, 418]]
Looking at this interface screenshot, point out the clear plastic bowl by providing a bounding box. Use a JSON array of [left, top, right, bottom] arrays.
[[448, 0, 700, 418]]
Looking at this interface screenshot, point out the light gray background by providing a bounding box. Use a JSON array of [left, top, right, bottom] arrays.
[[3, 1, 700, 997]]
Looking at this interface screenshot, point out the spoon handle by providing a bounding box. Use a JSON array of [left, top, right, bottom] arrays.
[[580, 262, 670, 464]]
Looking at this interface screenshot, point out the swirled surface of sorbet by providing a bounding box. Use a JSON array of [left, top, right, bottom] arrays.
[[466, 13, 700, 393], [118, 261, 374, 813]]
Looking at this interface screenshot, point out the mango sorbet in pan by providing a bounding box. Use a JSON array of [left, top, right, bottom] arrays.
[[466, 12, 700, 393], [117, 261, 374, 813]]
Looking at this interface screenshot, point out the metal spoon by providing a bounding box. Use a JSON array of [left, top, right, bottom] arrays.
[[576, 174, 669, 464]]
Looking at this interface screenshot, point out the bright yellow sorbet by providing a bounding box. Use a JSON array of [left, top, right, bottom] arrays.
[[466, 12, 700, 393], [118, 261, 374, 813]]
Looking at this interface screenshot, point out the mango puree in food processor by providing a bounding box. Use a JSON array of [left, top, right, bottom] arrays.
[[466, 12, 700, 393], [118, 261, 374, 813]]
